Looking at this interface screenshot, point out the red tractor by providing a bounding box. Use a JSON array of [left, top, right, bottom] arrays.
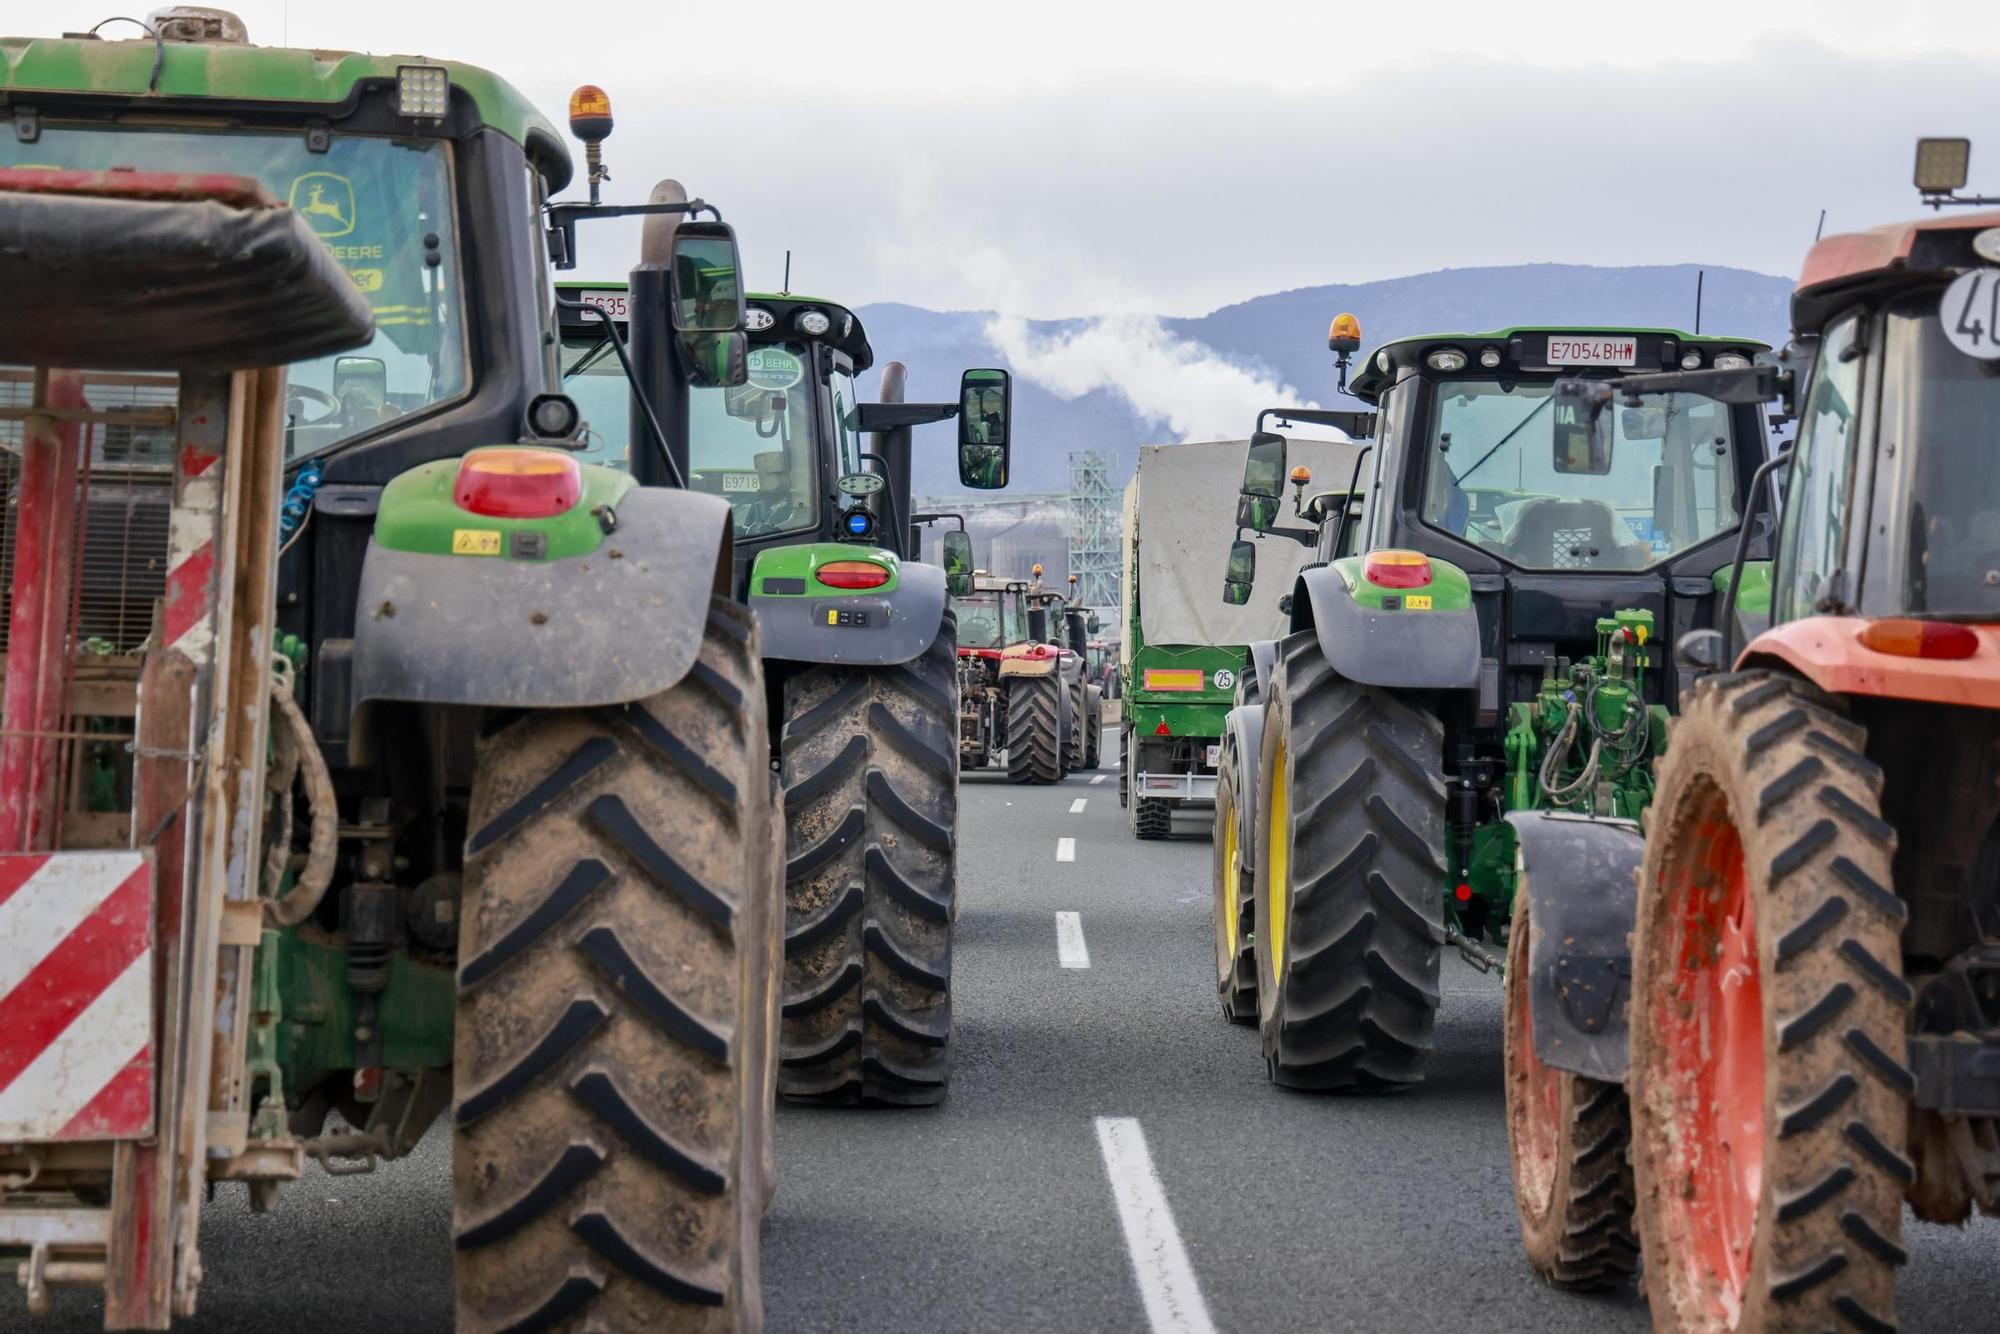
[[951, 570, 1099, 782], [1506, 140, 2000, 1329]]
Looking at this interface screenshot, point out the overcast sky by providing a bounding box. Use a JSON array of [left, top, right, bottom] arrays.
[[33, 1, 2000, 318]]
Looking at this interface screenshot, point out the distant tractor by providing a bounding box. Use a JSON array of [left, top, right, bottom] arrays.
[[1225, 314, 1772, 1098], [1506, 143, 2000, 1329], [951, 572, 1100, 781]]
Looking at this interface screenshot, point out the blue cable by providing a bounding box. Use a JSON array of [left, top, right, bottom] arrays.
[[280, 459, 324, 539]]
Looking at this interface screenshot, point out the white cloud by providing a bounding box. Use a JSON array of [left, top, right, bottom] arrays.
[[988, 314, 1323, 441]]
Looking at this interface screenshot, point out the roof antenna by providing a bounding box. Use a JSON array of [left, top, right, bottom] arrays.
[[1814, 208, 1828, 241], [1693, 268, 1704, 336], [782, 249, 791, 296]]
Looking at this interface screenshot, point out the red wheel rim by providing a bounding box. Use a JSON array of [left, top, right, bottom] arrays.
[[1509, 942, 1562, 1209], [1656, 799, 1763, 1325]]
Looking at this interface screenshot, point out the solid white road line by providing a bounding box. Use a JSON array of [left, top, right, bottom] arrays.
[[1056, 836, 1077, 862], [1090, 773, 1107, 785], [1094, 1117, 1216, 1334], [1056, 911, 1090, 968], [1070, 797, 1088, 814]]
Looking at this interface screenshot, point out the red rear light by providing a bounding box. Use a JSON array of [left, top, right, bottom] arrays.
[[454, 448, 581, 519], [1154, 720, 1171, 736], [1858, 619, 1981, 660], [1364, 549, 1433, 589], [1454, 883, 1473, 902], [816, 560, 891, 590]]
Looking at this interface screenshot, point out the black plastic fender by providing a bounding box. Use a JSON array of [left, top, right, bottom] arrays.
[[1296, 566, 1482, 690], [1223, 699, 1264, 854], [1245, 638, 1279, 703], [753, 560, 946, 667], [1505, 810, 1645, 1083], [350, 487, 730, 715]]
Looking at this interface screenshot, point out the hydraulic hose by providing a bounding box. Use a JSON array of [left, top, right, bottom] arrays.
[[264, 661, 338, 927]]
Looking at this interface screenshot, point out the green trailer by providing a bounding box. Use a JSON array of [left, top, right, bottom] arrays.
[[1119, 438, 1356, 838]]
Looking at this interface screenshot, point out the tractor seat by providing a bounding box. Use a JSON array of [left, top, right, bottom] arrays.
[[1504, 498, 1647, 571]]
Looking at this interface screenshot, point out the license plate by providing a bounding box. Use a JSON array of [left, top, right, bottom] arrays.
[[1204, 744, 1221, 768], [575, 289, 628, 319], [720, 473, 760, 493], [1545, 336, 1637, 367]]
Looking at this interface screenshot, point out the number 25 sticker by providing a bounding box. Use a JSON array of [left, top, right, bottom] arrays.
[[1942, 268, 2000, 360]]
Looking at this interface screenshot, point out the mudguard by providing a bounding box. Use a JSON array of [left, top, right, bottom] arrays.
[[1245, 638, 1279, 703], [1223, 700, 1264, 852], [1297, 564, 1482, 690], [350, 487, 730, 713], [754, 558, 946, 666], [1506, 810, 1645, 1083]]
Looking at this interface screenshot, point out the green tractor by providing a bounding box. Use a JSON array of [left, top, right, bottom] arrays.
[[1222, 317, 1773, 1101], [3, 23, 781, 1328], [555, 278, 1011, 1105]]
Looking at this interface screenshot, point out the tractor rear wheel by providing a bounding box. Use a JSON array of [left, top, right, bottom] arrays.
[[1503, 893, 1638, 1290], [1211, 728, 1257, 1023], [1253, 630, 1444, 1090], [1006, 675, 1063, 785], [778, 617, 959, 1105], [1067, 676, 1090, 773], [1629, 670, 1910, 1333], [453, 597, 776, 1333], [1083, 690, 1103, 770]]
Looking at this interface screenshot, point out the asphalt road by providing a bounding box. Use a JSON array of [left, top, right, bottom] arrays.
[[36, 727, 2000, 1331]]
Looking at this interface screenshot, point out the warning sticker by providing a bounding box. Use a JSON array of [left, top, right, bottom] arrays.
[[452, 529, 502, 556]]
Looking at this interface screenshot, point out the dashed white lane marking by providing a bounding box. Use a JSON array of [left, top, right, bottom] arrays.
[[1056, 836, 1077, 862], [1056, 911, 1090, 968], [1070, 797, 1088, 814], [1094, 1117, 1216, 1334], [1090, 773, 1107, 784]]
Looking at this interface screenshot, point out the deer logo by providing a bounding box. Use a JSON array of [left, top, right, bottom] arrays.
[[287, 172, 356, 238]]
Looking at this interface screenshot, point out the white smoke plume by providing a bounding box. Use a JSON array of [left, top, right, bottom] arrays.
[[985, 314, 1325, 442]]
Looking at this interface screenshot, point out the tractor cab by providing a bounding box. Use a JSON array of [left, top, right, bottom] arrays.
[[557, 281, 1011, 594], [949, 570, 1035, 655], [1238, 324, 1773, 711]]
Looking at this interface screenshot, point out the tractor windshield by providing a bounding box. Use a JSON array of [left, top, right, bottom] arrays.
[[1, 125, 467, 465], [951, 590, 1028, 648], [1877, 300, 2000, 617], [557, 336, 821, 539], [1422, 378, 1739, 570]]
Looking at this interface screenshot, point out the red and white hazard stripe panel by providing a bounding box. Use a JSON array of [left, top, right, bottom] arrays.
[[0, 851, 154, 1141]]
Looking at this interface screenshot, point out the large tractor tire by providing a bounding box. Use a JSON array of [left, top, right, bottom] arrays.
[[1629, 671, 1910, 1333], [1211, 727, 1257, 1024], [1067, 675, 1090, 773], [453, 597, 776, 1333], [1503, 893, 1638, 1290], [1252, 630, 1444, 1091], [1006, 674, 1063, 785], [778, 616, 959, 1105], [1083, 686, 1103, 771]]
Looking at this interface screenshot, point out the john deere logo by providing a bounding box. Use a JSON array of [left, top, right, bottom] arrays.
[[289, 172, 355, 238]]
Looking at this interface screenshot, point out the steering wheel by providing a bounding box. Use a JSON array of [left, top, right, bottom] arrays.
[[286, 384, 341, 428]]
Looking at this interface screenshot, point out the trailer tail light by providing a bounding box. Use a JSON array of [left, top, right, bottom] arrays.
[[1155, 720, 1172, 735], [454, 448, 582, 519], [1364, 549, 1433, 589], [1858, 618, 1981, 660], [815, 559, 891, 590]]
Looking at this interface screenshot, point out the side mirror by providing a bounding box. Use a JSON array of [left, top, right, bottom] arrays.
[[941, 530, 973, 597], [1223, 539, 1257, 605], [668, 220, 746, 333], [958, 368, 1011, 488], [1242, 430, 1286, 498], [1552, 378, 1614, 475], [683, 331, 748, 389], [1235, 494, 1280, 533], [1086, 609, 1101, 633]]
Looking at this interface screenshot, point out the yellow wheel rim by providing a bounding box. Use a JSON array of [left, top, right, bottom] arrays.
[[1222, 798, 1241, 955], [1267, 736, 1289, 987]]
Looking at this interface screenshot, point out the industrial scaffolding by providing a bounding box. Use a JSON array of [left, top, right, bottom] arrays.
[[1066, 448, 1121, 617]]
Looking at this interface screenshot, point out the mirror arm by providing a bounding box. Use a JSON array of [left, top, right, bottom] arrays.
[[1256, 406, 1377, 440], [1717, 446, 1793, 667], [544, 198, 721, 272], [1259, 525, 1318, 548], [855, 402, 958, 431], [911, 511, 966, 532], [555, 295, 687, 488]]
